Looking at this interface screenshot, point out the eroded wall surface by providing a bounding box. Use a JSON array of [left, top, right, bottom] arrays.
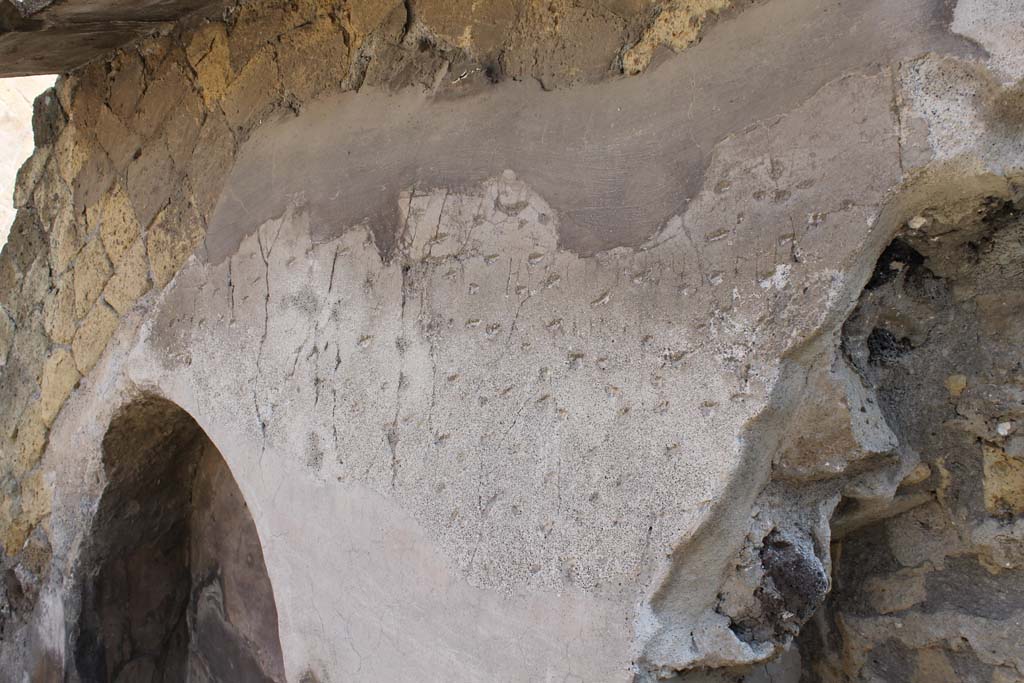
[[0, 0, 1022, 680]]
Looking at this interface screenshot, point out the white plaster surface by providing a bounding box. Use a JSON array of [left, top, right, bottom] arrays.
[[952, 0, 1024, 80]]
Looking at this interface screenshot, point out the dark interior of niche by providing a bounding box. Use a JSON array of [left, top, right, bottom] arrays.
[[72, 396, 285, 683], [800, 196, 1024, 682]]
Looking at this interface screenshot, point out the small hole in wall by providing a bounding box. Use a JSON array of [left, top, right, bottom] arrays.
[[866, 327, 912, 365], [866, 238, 925, 290], [484, 62, 503, 83]]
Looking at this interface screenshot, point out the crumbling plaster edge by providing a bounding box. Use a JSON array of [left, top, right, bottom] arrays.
[[632, 161, 1024, 678]]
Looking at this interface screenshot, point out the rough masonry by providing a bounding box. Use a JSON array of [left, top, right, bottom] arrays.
[[0, 0, 1022, 680]]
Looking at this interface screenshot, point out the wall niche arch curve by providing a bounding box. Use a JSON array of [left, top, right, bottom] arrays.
[[73, 394, 285, 682]]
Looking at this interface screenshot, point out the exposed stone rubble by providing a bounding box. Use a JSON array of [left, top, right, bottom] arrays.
[[1, 0, 737, 81], [0, 0, 1021, 680], [798, 196, 1024, 683]]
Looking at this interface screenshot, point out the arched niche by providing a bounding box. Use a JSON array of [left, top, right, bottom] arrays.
[[72, 395, 285, 682]]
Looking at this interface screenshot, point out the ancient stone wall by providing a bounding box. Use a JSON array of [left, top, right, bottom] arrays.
[[0, 0, 754, 569], [0, 0, 418, 566], [0, 0, 1021, 680]]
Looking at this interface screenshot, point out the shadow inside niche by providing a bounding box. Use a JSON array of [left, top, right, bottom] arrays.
[[800, 197, 1024, 681], [72, 395, 285, 682]]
